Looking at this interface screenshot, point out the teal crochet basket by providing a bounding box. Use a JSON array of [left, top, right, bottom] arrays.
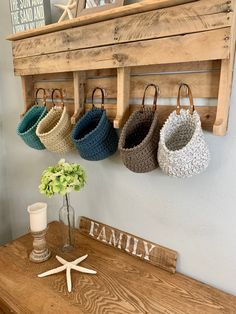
[[16, 105, 47, 150], [72, 87, 118, 161]]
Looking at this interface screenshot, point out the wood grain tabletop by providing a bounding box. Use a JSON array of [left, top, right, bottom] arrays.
[[0, 221, 235, 314]]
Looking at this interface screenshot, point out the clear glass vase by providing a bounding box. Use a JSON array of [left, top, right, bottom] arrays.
[[59, 193, 75, 252]]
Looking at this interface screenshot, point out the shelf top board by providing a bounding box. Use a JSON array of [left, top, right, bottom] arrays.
[[0, 220, 235, 313], [6, 0, 196, 41]]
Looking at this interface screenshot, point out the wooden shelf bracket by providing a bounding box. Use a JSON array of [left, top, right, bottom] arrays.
[[114, 67, 130, 129], [20, 76, 34, 117], [71, 71, 86, 124], [213, 0, 236, 136]]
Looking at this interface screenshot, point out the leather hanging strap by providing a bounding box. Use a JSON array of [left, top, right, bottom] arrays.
[[35, 88, 47, 106], [141, 83, 160, 112], [52, 88, 64, 108], [92, 87, 105, 110], [176, 83, 194, 115]]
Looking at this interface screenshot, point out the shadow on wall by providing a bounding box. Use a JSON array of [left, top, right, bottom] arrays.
[[0, 104, 12, 245]]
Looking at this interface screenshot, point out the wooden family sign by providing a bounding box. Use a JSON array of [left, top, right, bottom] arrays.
[[9, 0, 51, 34], [79, 217, 177, 273]]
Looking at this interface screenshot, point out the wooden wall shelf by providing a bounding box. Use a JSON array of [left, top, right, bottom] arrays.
[[7, 0, 236, 135]]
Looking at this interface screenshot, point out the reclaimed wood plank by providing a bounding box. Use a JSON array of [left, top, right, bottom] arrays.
[[34, 71, 220, 99], [20, 76, 34, 117], [86, 60, 221, 77], [79, 104, 217, 131], [32, 60, 221, 103], [85, 71, 220, 99], [6, 0, 196, 41], [114, 67, 131, 128], [12, 0, 231, 59], [30, 96, 216, 132], [32, 61, 221, 82], [213, 60, 232, 135], [0, 221, 235, 313], [79, 216, 177, 273], [213, 0, 236, 135], [13, 28, 230, 76], [33, 72, 73, 81], [71, 71, 86, 124], [45, 102, 214, 131]]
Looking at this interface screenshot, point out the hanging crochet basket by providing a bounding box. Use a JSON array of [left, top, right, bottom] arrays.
[[118, 84, 160, 173], [16, 88, 47, 150], [158, 83, 210, 178], [72, 87, 118, 161], [36, 89, 74, 153]]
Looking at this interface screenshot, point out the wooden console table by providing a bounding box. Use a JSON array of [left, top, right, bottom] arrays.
[[0, 221, 235, 313]]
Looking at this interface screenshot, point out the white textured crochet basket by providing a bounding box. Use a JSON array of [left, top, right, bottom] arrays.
[[158, 84, 210, 178]]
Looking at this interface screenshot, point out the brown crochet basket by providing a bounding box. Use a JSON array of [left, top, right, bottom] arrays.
[[36, 89, 74, 153], [118, 84, 160, 173]]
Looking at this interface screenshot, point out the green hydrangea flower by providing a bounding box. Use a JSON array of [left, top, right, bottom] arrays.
[[39, 159, 86, 197]]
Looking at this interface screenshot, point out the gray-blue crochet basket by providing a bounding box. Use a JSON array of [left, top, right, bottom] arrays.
[[72, 108, 118, 161], [16, 105, 47, 150]]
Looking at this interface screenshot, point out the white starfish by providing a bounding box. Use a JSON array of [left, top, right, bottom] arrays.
[[38, 254, 97, 292], [54, 0, 78, 23]]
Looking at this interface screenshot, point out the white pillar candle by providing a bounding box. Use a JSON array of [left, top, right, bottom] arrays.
[[27, 202, 47, 232]]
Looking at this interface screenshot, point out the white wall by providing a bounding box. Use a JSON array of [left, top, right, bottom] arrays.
[[0, 3, 13, 245], [0, 1, 236, 295], [0, 95, 12, 245]]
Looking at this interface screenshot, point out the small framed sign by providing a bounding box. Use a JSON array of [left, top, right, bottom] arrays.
[[9, 0, 51, 34], [76, 0, 124, 17]]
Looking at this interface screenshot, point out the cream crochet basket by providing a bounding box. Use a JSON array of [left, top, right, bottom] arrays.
[[36, 89, 74, 153], [158, 84, 210, 178]]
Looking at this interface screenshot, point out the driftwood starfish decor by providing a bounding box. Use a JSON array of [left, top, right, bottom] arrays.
[[54, 0, 78, 23], [38, 254, 97, 292]]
